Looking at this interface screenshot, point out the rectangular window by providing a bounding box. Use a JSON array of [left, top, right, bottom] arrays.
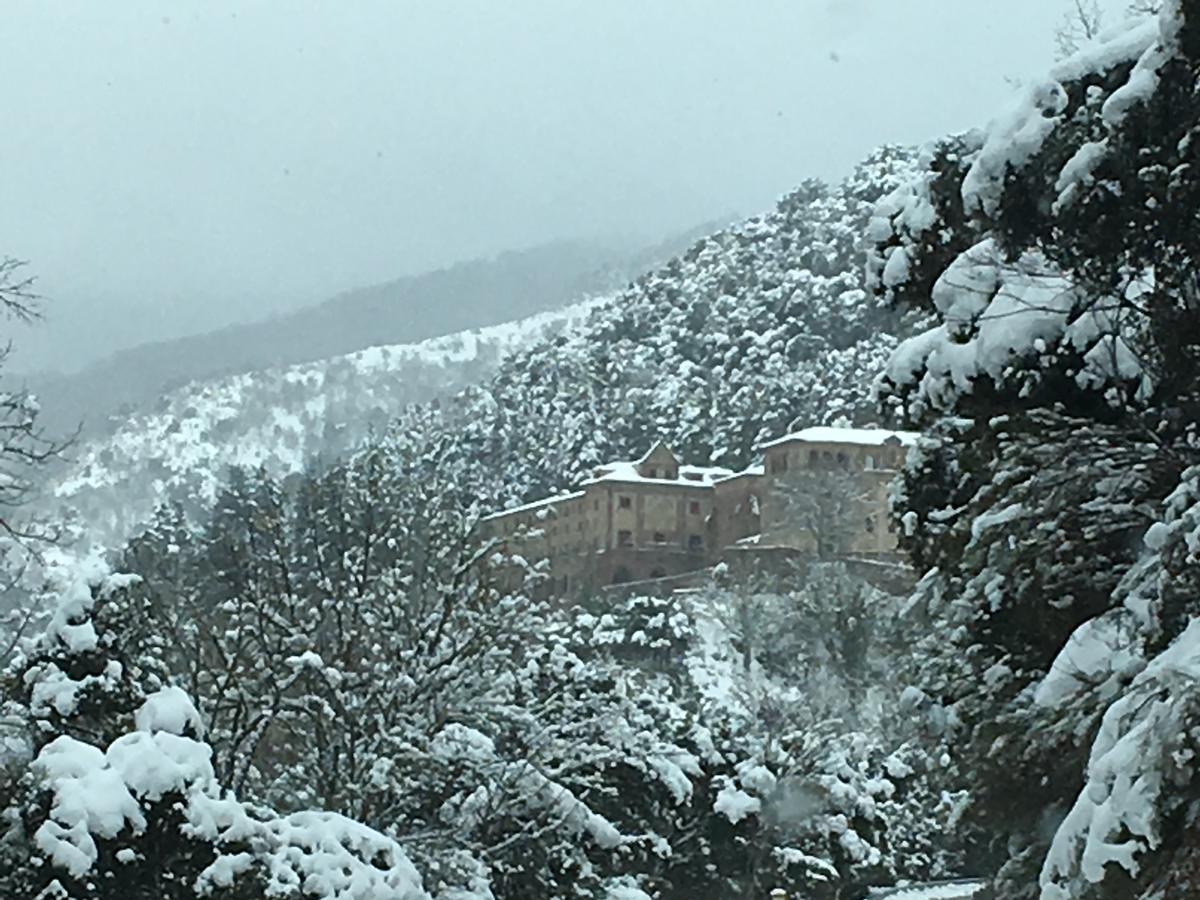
[[865, 515, 876, 534], [619, 496, 633, 509], [688, 534, 703, 552], [689, 501, 701, 515], [618, 530, 633, 548], [653, 531, 666, 543], [647, 467, 658, 478]]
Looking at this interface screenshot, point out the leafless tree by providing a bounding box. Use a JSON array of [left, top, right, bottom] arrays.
[[763, 465, 873, 561], [0, 258, 75, 663], [1055, 0, 1104, 59]]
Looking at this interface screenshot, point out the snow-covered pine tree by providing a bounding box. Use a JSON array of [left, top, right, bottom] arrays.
[[866, 2, 1200, 895]]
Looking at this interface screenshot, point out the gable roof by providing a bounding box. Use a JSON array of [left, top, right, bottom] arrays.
[[636, 440, 679, 467]]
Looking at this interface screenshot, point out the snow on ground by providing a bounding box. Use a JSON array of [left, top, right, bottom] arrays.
[[870, 881, 985, 899], [49, 295, 607, 545]]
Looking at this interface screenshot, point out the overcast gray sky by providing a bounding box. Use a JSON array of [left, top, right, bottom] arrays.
[[2, 0, 1128, 373]]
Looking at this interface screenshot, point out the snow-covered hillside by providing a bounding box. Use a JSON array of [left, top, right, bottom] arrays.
[[51, 297, 606, 542]]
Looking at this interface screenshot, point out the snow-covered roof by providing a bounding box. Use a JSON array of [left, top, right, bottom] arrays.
[[759, 426, 920, 450], [868, 880, 985, 899], [679, 464, 736, 483], [636, 440, 679, 465], [713, 464, 764, 484], [479, 490, 586, 522], [583, 461, 733, 487], [485, 449, 749, 524]]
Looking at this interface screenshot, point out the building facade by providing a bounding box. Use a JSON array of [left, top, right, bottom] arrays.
[[478, 427, 917, 596], [478, 442, 760, 594]]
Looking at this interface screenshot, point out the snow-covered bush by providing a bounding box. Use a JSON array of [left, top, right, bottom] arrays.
[[0, 562, 429, 900], [566, 574, 965, 898]]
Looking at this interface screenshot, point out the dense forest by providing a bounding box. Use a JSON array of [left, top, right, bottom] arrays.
[[3, 3, 1200, 899]]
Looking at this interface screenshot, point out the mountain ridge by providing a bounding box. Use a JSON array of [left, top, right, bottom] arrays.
[[27, 223, 728, 438]]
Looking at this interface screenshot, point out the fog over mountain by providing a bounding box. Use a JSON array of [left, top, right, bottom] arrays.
[[0, 0, 1125, 376], [25, 226, 718, 436]]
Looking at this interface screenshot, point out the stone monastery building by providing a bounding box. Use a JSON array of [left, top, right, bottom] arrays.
[[478, 426, 918, 595]]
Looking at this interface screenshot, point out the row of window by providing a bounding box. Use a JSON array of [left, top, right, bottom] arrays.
[[769, 448, 900, 475], [641, 466, 707, 483], [617, 495, 704, 515], [488, 492, 709, 537]]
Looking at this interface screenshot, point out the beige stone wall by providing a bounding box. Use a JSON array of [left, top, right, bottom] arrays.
[[483, 478, 725, 594], [765, 440, 905, 477], [710, 473, 763, 551], [606, 482, 710, 552]]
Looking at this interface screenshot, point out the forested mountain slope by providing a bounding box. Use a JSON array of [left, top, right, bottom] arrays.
[[384, 144, 922, 515], [11, 4, 1200, 899], [8, 142, 970, 900], [50, 298, 604, 542]]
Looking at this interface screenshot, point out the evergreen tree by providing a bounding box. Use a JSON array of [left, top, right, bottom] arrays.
[[866, 2, 1200, 895]]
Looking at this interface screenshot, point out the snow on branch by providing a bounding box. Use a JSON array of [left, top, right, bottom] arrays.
[[1040, 618, 1200, 898]]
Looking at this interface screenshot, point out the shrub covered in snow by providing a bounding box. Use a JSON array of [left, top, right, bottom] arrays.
[[0, 562, 429, 900]]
